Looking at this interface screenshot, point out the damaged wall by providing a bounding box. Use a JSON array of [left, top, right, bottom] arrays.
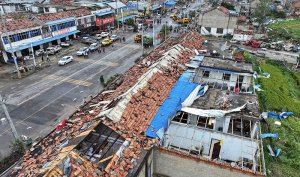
[[153, 148, 256, 177], [164, 122, 259, 162]]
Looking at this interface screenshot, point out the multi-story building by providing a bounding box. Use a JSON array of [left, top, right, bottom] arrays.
[[0, 7, 92, 62]]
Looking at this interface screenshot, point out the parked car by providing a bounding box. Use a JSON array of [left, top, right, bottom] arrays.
[[58, 56, 73, 66], [60, 42, 72, 47], [35, 49, 44, 56], [283, 44, 294, 51], [77, 47, 89, 56], [255, 50, 266, 57], [127, 26, 134, 31], [100, 32, 110, 38], [46, 46, 61, 55], [292, 44, 300, 52], [111, 35, 119, 41], [101, 38, 113, 46], [89, 43, 99, 52]]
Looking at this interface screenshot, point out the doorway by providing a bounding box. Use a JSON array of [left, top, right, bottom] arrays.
[[210, 139, 221, 160]]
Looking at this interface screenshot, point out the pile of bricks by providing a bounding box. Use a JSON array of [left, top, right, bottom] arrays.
[[11, 32, 206, 177]]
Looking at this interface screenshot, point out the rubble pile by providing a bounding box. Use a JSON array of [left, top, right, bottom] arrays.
[[11, 32, 206, 177]]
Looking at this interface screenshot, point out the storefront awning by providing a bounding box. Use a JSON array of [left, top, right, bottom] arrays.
[[117, 15, 136, 22], [6, 30, 80, 53]]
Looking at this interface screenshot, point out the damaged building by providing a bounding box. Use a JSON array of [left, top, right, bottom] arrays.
[[7, 32, 265, 177]]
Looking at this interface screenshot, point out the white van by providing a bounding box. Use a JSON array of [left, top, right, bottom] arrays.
[[89, 43, 99, 52]]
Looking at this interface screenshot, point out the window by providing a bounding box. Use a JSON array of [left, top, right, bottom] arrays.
[[78, 19, 81, 25], [216, 28, 223, 34], [202, 71, 210, 78], [84, 18, 88, 24], [91, 16, 95, 22], [223, 73, 231, 81], [2, 36, 8, 44], [44, 7, 49, 12]]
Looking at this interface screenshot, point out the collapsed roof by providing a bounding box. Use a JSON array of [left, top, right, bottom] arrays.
[[10, 32, 206, 177]]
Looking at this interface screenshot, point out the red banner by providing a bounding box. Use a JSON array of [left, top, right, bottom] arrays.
[[96, 17, 115, 26]]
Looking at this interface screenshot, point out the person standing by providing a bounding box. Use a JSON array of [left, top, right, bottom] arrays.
[[46, 53, 50, 62]]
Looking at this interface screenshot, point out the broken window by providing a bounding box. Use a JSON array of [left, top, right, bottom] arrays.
[[223, 73, 231, 81], [76, 123, 125, 169], [172, 111, 188, 124], [202, 70, 210, 78], [216, 28, 223, 34]]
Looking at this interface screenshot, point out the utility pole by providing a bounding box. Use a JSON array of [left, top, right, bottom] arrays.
[[152, 18, 155, 48], [0, 95, 19, 140], [164, 21, 167, 41], [142, 26, 144, 55], [0, 9, 21, 78], [116, 0, 119, 31]]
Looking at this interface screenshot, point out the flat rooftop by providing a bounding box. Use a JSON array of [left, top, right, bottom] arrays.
[[191, 88, 260, 116], [201, 57, 254, 73]]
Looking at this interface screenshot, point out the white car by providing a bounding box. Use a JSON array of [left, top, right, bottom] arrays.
[[100, 32, 109, 38], [77, 47, 89, 56], [111, 35, 119, 41], [89, 43, 99, 52], [58, 56, 73, 66], [60, 42, 71, 47]]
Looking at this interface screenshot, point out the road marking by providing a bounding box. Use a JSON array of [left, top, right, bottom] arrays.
[[45, 75, 93, 87], [17, 43, 137, 106], [77, 59, 119, 67]]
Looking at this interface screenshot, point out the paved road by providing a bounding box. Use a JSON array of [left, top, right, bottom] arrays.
[[0, 36, 143, 156]]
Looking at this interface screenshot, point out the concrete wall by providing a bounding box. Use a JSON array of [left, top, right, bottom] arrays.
[[201, 27, 234, 36], [233, 34, 253, 41], [198, 9, 237, 29], [164, 122, 258, 162], [153, 149, 255, 177]]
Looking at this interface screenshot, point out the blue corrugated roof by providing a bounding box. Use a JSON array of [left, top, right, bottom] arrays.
[[146, 70, 199, 138], [6, 30, 80, 53], [45, 17, 75, 25], [95, 10, 114, 16]]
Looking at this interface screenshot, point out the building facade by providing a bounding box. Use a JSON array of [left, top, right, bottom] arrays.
[[198, 7, 238, 36]]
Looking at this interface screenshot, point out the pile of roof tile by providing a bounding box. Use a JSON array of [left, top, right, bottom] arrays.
[[49, 0, 73, 5], [10, 32, 206, 177], [37, 7, 91, 23]]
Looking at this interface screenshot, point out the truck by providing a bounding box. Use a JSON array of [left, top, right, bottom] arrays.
[[243, 40, 261, 48]]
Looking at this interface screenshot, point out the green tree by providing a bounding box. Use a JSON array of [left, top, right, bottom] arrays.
[[159, 25, 170, 42], [221, 2, 235, 10], [209, 0, 221, 7], [252, 0, 272, 32], [125, 18, 134, 26]]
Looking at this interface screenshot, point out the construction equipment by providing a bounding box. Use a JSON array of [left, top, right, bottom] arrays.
[[176, 18, 190, 24], [134, 35, 142, 43]]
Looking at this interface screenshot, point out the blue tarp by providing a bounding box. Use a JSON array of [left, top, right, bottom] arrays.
[[117, 15, 136, 22], [46, 17, 75, 25], [261, 133, 279, 139], [268, 112, 293, 121], [165, 1, 177, 6], [191, 55, 204, 62], [146, 70, 199, 138], [7, 30, 80, 53]]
